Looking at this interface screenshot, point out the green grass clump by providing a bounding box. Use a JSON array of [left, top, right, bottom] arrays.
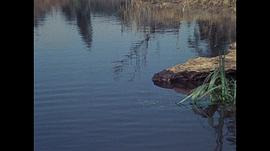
[[178, 54, 236, 105]]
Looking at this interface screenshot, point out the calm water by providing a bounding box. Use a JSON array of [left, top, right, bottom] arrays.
[[34, 0, 236, 151]]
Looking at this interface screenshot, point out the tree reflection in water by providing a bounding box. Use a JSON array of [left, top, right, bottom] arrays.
[[34, 0, 235, 81], [113, 2, 235, 80], [34, 0, 128, 49], [61, 0, 93, 49], [112, 33, 150, 81], [192, 103, 236, 151], [188, 14, 236, 57]]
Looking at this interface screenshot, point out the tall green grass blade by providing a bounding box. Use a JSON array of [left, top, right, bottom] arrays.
[[196, 85, 222, 100], [178, 47, 236, 105], [177, 94, 193, 104]]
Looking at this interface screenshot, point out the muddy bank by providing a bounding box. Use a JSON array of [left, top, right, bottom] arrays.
[[152, 43, 236, 93]]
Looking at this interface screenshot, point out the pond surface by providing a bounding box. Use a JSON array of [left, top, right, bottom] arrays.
[[34, 0, 236, 151]]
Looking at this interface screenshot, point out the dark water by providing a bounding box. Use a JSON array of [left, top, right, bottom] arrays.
[[34, 0, 236, 151]]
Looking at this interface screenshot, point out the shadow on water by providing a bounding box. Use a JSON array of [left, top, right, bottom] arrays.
[[179, 102, 236, 151]]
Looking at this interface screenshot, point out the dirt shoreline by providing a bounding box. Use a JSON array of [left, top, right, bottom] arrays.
[[152, 43, 236, 94]]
